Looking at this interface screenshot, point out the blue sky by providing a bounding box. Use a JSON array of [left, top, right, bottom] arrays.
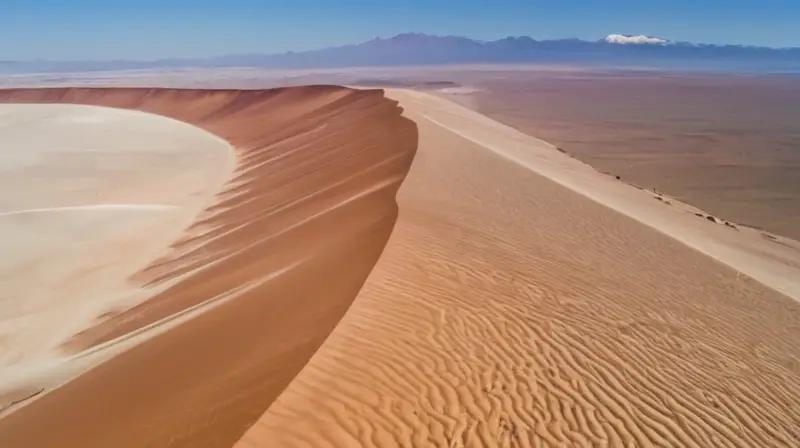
[[2, 0, 799, 60]]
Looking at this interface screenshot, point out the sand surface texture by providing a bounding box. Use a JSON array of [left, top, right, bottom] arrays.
[[238, 89, 800, 447], [0, 103, 233, 406], [473, 74, 800, 242], [0, 87, 417, 447], [0, 84, 799, 447]]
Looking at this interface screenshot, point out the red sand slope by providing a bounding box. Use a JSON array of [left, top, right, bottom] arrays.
[[0, 87, 418, 447]]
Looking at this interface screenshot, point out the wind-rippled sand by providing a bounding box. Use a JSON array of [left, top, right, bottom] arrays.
[[0, 85, 799, 447], [239, 89, 800, 447]]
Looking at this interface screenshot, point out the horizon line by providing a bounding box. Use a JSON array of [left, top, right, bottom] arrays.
[[3, 32, 800, 64]]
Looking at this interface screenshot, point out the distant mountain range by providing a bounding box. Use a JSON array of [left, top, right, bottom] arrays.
[[3, 33, 800, 75]]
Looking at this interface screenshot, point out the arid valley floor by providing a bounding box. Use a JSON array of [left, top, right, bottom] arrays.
[[0, 68, 799, 447]]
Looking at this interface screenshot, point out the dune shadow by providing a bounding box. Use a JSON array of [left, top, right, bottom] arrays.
[[0, 86, 419, 448]]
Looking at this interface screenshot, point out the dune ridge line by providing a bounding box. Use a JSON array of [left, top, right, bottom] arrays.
[[0, 86, 419, 448], [236, 87, 800, 447]]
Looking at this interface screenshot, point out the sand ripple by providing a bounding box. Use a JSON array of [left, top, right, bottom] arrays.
[[2, 85, 799, 447], [240, 90, 800, 447]]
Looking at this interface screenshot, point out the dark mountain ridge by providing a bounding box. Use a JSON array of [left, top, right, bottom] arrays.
[[3, 33, 800, 75]]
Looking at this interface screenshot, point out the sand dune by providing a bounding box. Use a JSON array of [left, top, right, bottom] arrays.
[[237, 89, 800, 447], [473, 74, 800, 242], [0, 87, 417, 447], [1, 84, 799, 447], [0, 102, 233, 406]]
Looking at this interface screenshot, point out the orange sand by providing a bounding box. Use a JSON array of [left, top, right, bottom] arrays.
[[0, 87, 417, 447], [1, 85, 799, 448]]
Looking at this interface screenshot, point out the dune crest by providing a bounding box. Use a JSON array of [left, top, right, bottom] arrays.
[[2, 85, 798, 447], [0, 87, 418, 447], [237, 89, 800, 447]]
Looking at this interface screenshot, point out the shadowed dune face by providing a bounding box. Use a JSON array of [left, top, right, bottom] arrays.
[[238, 89, 800, 447], [0, 87, 418, 447]]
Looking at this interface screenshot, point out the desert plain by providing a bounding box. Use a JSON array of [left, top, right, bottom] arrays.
[[0, 68, 798, 448]]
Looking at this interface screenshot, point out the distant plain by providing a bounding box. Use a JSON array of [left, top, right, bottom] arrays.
[[7, 66, 795, 240], [470, 72, 800, 240]]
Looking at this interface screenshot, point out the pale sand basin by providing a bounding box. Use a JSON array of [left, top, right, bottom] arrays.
[[0, 103, 234, 408], [0, 87, 417, 447], [239, 90, 800, 446]]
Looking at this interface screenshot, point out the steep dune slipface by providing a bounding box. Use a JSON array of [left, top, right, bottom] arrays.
[[239, 90, 800, 447], [0, 87, 418, 447]]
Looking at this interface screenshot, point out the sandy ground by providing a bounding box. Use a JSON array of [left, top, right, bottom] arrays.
[[11, 67, 797, 239], [0, 103, 233, 406], [238, 89, 800, 447], [0, 87, 416, 447], [471, 75, 800, 242], [0, 83, 798, 447]]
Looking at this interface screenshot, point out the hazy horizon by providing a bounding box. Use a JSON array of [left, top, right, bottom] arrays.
[[5, 32, 800, 64], [3, 1, 800, 60]]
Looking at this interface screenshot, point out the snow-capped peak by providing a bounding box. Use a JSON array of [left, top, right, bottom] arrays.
[[605, 34, 670, 45]]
